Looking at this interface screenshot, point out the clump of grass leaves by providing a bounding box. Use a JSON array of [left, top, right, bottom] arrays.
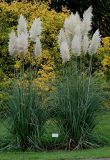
[[1, 77, 48, 151], [53, 62, 103, 149]]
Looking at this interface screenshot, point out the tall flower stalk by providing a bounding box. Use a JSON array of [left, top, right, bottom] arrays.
[[58, 6, 101, 98]]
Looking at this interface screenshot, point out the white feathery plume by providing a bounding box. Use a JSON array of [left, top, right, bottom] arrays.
[[8, 30, 18, 55], [17, 14, 28, 36], [74, 24, 81, 35], [71, 34, 81, 56], [17, 33, 28, 53], [75, 12, 81, 25], [88, 29, 101, 55], [81, 6, 93, 35], [58, 28, 66, 46], [82, 34, 89, 54], [64, 12, 81, 36], [66, 34, 72, 49], [60, 41, 70, 63], [30, 17, 42, 42], [35, 37, 42, 57], [64, 14, 73, 35]]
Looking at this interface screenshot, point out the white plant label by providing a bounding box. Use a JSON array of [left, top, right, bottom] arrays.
[[52, 133, 59, 138]]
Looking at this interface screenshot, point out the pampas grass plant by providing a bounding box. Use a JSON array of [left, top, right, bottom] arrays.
[[54, 6, 103, 149], [5, 14, 46, 151]]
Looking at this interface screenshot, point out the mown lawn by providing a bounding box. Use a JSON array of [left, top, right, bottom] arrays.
[[95, 111, 110, 142], [0, 111, 110, 160], [0, 147, 110, 160]]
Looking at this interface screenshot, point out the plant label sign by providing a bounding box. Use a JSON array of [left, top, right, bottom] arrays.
[[52, 133, 59, 138]]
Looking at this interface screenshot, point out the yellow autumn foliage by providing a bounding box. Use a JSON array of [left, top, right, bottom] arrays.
[[33, 50, 56, 92], [98, 37, 110, 72], [98, 37, 110, 53], [0, 1, 69, 91]]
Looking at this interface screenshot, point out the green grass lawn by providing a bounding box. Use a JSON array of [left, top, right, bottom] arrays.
[[95, 111, 110, 142], [0, 147, 110, 160], [0, 111, 110, 160]]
